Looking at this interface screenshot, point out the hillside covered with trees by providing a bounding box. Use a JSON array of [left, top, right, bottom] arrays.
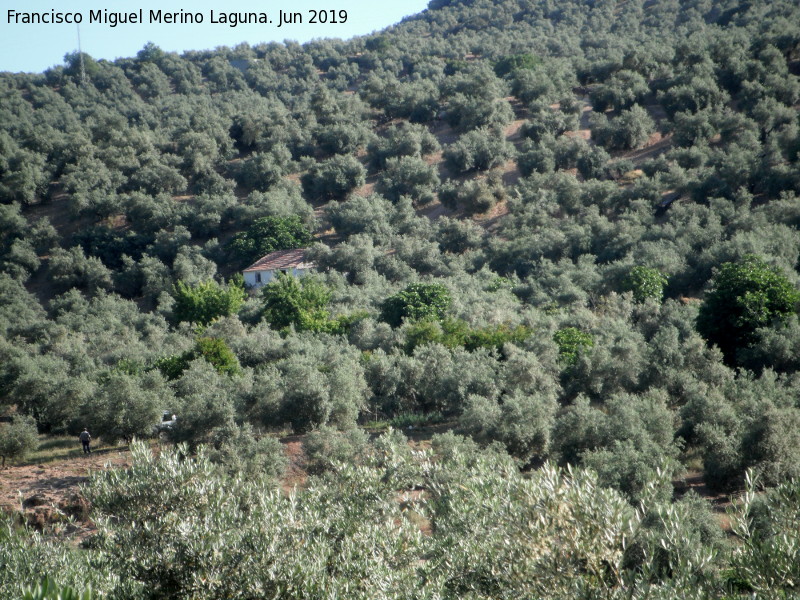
[[2, 0, 800, 596]]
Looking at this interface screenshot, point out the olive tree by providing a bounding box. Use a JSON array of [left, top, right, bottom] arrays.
[[443, 128, 514, 173], [301, 155, 366, 201], [590, 105, 655, 150], [0, 414, 38, 468], [377, 156, 439, 206]]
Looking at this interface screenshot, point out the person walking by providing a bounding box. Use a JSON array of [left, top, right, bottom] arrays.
[[79, 428, 92, 454]]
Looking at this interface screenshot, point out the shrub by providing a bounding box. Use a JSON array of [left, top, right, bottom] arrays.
[[517, 141, 556, 176], [84, 371, 169, 444], [583, 439, 676, 503], [438, 174, 505, 215], [48, 247, 113, 295], [742, 407, 800, 487], [575, 145, 611, 180], [233, 149, 290, 191], [446, 94, 514, 132], [588, 70, 650, 112], [366, 123, 440, 171], [208, 423, 287, 479], [21, 576, 95, 600], [314, 122, 370, 156], [730, 472, 800, 593], [519, 108, 575, 142], [460, 392, 557, 464]]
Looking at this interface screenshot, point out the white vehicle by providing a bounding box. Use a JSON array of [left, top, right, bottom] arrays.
[[155, 411, 177, 433]]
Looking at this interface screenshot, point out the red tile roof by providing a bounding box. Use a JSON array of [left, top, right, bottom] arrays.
[[243, 248, 315, 272]]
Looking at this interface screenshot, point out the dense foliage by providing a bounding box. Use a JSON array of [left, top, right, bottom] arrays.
[[1, 0, 800, 593], [0, 414, 38, 467], [380, 282, 452, 327], [171, 278, 245, 325], [3, 438, 800, 598], [226, 215, 313, 266], [697, 255, 800, 364]]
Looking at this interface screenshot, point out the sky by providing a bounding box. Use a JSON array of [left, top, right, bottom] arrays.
[[0, 0, 430, 73]]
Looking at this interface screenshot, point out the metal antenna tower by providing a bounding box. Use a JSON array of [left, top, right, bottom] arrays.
[[77, 24, 86, 84]]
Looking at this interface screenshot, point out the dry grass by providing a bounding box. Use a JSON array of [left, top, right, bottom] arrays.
[[16, 434, 124, 467]]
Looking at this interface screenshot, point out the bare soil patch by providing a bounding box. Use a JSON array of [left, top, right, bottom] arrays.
[[673, 470, 737, 531], [618, 131, 673, 165], [418, 199, 454, 221], [280, 436, 308, 493], [0, 447, 130, 534], [0, 437, 314, 531], [504, 118, 527, 142]]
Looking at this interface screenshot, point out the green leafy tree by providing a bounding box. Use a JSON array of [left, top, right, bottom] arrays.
[[193, 337, 241, 376], [403, 318, 531, 354], [553, 327, 594, 366], [227, 215, 313, 265], [697, 255, 800, 363], [172, 278, 245, 326], [623, 266, 668, 302], [228, 215, 313, 262], [156, 337, 241, 379], [0, 415, 38, 468], [261, 272, 332, 332], [380, 283, 452, 327]]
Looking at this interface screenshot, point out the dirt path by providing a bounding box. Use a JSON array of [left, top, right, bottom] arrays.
[[0, 448, 131, 533], [673, 470, 737, 531]]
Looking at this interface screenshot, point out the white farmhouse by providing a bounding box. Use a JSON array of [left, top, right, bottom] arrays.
[[242, 248, 315, 288]]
